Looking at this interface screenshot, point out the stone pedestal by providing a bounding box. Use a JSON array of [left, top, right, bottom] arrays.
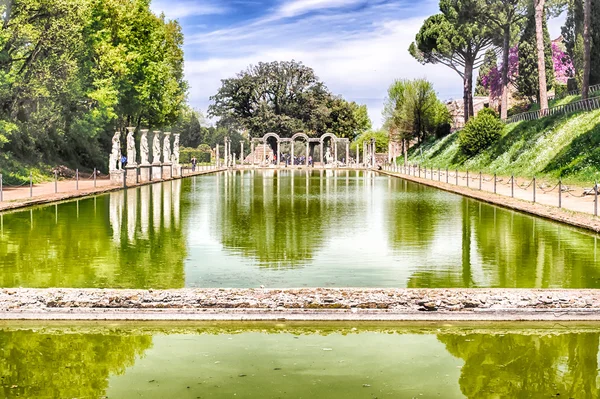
[[140, 165, 151, 182], [162, 163, 172, 179], [152, 163, 162, 180], [125, 166, 138, 185], [110, 170, 124, 185]]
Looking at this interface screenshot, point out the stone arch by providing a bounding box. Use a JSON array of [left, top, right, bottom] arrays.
[[320, 132, 338, 143], [262, 132, 281, 142], [291, 132, 310, 142]]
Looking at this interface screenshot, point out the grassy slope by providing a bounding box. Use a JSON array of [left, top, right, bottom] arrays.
[[407, 109, 600, 185]]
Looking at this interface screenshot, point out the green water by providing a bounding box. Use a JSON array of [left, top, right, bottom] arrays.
[[1, 322, 600, 398], [0, 169, 599, 288]]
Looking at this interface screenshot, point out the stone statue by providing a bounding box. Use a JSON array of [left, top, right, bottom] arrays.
[[172, 133, 180, 165], [126, 127, 136, 166], [140, 129, 149, 164], [152, 131, 161, 164], [325, 146, 333, 164], [109, 131, 121, 171], [163, 132, 172, 164]]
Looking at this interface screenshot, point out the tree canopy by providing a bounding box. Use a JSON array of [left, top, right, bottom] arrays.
[[0, 0, 187, 179], [383, 78, 450, 146], [409, 1, 494, 122], [208, 60, 371, 141]]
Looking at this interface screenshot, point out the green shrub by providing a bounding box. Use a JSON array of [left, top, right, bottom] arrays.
[[435, 122, 451, 139], [458, 108, 504, 157], [554, 83, 568, 98]]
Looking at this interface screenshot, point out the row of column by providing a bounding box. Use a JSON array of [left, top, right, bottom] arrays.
[[217, 136, 376, 169]]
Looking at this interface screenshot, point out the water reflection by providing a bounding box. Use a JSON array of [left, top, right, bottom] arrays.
[[0, 181, 185, 288], [1, 171, 600, 288], [210, 170, 365, 267], [193, 170, 600, 288], [1, 324, 599, 398], [439, 332, 600, 397]]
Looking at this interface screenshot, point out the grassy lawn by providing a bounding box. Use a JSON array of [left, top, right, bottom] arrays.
[[406, 109, 600, 186]]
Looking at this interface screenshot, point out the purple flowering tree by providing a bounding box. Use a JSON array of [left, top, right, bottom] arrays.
[[551, 42, 574, 85], [481, 46, 519, 100]]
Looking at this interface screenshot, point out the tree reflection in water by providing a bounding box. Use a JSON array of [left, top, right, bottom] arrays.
[[211, 169, 367, 268], [0, 180, 185, 288], [439, 332, 600, 398], [0, 329, 152, 398]]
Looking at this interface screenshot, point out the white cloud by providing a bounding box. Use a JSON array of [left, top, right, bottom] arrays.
[[185, 15, 456, 128], [150, 0, 227, 19], [180, 0, 463, 128], [276, 0, 365, 18], [547, 12, 566, 41]]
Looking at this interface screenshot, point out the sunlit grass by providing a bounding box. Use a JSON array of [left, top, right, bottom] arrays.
[[406, 109, 600, 185]]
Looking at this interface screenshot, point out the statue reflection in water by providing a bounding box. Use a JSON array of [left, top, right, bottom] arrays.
[[109, 180, 182, 244]]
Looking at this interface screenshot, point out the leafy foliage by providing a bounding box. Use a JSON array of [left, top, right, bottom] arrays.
[[208, 60, 370, 140], [180, 147, 211, 164], [383, 79, 450, 145], [458, 108, 504, 156], [351, 130, 389, 153], [0, 0, 187, 180], [409, 1, 494, 121], [481, 46, 519, 100], [475, 50, 498, 97]]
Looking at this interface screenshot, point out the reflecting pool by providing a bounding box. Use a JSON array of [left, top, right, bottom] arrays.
[[1, 322, 600, 398], [0, 170, 599, 288]]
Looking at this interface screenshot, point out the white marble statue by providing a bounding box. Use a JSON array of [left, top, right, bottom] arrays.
[[109, 131, 121, 171], [140, 129, 149, 164], [163, 132, 172, 164], [325, 146, 333, 164], [126, 127, 136, 166], [152, 131, 161, 164], [172, 133, 180, 165]]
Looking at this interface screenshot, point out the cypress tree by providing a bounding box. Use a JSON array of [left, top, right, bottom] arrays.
[[517, 8, 555, 102], [475, 50, 498, 97], [590, 0, 600, 84], [562, 0, 584, 88]]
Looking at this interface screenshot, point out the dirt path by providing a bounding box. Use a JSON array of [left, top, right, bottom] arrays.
[[0, 166, 224, 212]]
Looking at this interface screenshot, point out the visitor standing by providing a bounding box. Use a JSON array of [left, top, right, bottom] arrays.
[[121, 155, 128, 168], [191, 156, 197, 172]]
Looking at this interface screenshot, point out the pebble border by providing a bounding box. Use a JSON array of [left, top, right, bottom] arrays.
[[2, 288, 600, 321]]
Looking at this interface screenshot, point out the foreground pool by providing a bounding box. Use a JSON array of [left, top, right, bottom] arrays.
[[0, 170, 599, 288], [1, 322, 599, 398]]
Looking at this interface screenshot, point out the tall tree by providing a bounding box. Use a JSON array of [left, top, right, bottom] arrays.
[[383, 79, 450, 151], [535, 0, 550, 110], [562, 0, 584, 87], [208, 60, 370, 140], [517, 8, 555, 102], [582, 0, 592, 98], [409, 2, 493, 122], [480, 0, 528, 119]]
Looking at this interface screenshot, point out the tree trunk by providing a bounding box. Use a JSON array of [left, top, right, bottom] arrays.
[[535, 0, 549, 112], [582, 0, 591, 99], [500, 28, 510, 120], [464, 59, 474, 123]]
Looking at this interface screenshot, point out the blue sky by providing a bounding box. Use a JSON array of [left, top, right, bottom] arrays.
[[150, 0, 565, 128]]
